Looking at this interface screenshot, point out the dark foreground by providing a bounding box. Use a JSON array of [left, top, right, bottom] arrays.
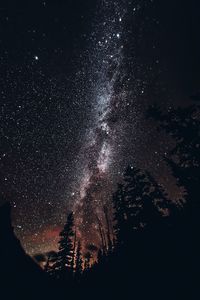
[[0, 202, 199, 300]]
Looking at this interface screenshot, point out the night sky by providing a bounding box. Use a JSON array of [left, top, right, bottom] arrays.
[[0, 0, 200, 255]]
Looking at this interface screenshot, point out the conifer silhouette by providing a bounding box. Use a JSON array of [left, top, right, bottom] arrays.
[[53, 212, 75, 280]]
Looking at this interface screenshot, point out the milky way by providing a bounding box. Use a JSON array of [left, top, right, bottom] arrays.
[[1, 0, 191, 256], [72, 0, 136, 246]]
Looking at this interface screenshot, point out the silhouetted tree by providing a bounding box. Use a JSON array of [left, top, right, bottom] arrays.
[[113, 183, 127, 246], [147, 101, 200, 208], [147, 98, 200, 268], [103, 205, 113, 252], [53, 212, 75, 280], [70, 229, 77, 274], [123, 166, 151, 229], [84, 252, 92, 271], [113, 164, 173, 265], [44, 251, 58, 275], [144, 172, 170, 223], [96, 215, 107, 254], [97, 248, 104, 264], [75, 240, 83, 279], [113, 166, 152, 247]]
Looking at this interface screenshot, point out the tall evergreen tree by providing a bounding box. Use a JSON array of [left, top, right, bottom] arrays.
[[75, 240, 83, 278], [123, 166, 150, 229], [112, 183, 127, 245], [53, 212, 75, 279], [70, 229, 77, 274], [147, 99, 200, 267], [103, 205, 113, 252], [113, 166, 170, 247]]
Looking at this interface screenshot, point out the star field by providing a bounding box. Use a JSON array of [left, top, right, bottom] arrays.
[[0, 0, 199, 255]]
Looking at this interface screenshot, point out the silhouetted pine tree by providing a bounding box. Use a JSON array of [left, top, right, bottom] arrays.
[[75, 240, 83, 279], [122, 166, 150, 232], [147, 99, 200, 268], [112, 183, 127, 246], [113, 166, 149, 246], [143, 172, 170, 225], [70, 229, 77, 275], [97, 248, 104, 264], [113, 165, 173, 252], [53, 212, 75, 280], [44, 251, 58, 276], [84, 252, 92, 271], [96, 215, 107, 253], [112, 165, 174, 272], [147, 101, 200, 209]]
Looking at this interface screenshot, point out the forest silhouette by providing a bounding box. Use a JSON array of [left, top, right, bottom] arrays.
[[0, 98, 200, 299]]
